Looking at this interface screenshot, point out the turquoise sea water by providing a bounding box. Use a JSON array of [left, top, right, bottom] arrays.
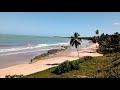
[[0, 34, 69, 56], [0, 34, 92, 68], [0, 34, 91, 56]]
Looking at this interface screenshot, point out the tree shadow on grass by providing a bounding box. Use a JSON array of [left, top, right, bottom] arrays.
[[46, 63, 59, 66]]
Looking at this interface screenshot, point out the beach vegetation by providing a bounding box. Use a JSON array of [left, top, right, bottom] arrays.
[[52, 60, 80, 75], [83, 56, 93, 61], [97, 32, 120, 54], [5, 74, 24, 78], [91, 36, 97, 43], [23, 53, 120, 78]]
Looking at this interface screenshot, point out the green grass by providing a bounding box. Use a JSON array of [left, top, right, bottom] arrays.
[[23, 53, 120, 78]]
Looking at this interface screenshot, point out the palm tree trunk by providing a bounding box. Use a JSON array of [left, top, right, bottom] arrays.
[[77, 47, 80, 59], [96, 35, 98, 48], [96, 42, 97, 48]]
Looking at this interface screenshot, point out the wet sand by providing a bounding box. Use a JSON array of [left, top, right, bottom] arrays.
[[0, 51, 46, 69]]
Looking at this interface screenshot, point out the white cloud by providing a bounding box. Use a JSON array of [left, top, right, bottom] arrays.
[[113, 22, 120, 25]]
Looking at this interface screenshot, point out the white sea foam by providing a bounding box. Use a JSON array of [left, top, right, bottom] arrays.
[[0, 49, 50, 56], [0, 44, 48, 53], [0, 42, 69, 53], [0, 40, 90, 56], [0, 41, 89, 53]]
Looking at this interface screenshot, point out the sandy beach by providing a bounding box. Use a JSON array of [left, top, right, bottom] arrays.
[[0, 43, 103, 78]]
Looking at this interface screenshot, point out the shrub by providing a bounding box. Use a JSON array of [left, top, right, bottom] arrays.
[[71, 61, 80, 70], [97, 48, 114, 54], [5, 74, 24, 78], [19, 74, 24, 78], [84, 56, 93, 61], [52, 61, 71, 74], [52, 60, 80, 75], [104, 53, 114, 57], [5, 75, 11, 78], [91, 36, 97, 43]]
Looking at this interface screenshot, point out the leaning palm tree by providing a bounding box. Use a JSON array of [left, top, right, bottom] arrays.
[[70, 32, 82, 59]]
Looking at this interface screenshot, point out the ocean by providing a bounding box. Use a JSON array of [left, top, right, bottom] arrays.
[[0, 34, 92, 68]]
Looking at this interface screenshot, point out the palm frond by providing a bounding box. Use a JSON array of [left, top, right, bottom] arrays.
[[70, 38, 75, 45], [72, 40, 75, 46], [74, 40, 80, 48], [70, 32, 81, 48], [77, 41, 81, 45]]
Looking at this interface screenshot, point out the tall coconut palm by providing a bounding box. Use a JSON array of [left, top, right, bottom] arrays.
[[70, 32, 82, 59], [96, 30, 99, 37], [95, 30, 99, 48]]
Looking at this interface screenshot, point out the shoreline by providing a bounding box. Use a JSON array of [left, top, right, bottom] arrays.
[[0, 40, 92, 69], [0, 43, 103, 78], [0, 45, 69, 69], [30, 46, 69, 63]]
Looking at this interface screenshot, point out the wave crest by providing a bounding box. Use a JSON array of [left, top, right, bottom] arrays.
[[0, 42, 69, 53]]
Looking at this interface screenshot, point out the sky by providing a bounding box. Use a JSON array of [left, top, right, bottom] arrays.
[[0, 12, 120, 37]]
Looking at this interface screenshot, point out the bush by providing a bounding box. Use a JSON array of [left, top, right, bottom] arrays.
[[19, 74, 24, 77], [97, 48, 114, 54], [84, 56, 93, 61], [91, 36, 97, 43], [114, 47, 120, 53], [52, 60, 80, 75], [5, 75, 11, 78], [5, 74, 24, 78], [52, 61, 71, 74], [71, 61, 80, 70]]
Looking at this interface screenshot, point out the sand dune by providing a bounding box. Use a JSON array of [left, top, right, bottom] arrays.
[[0, 43, 103, 78]]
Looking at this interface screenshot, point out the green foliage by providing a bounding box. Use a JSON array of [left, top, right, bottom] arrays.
[[97, 32, 120, 54], [5, 75, 11, 78], [70, 61, 80, 70], [52, 60, 80, 75], [92, 36, 97, 43], [70, 32, 82, 48], [5, 74, 24, 78], [84, 56, 93, 61], [92, 30, 99, 43], [97, 48, 113, 54], [95, 30, 99, 36], [53, 61, 72, 74]]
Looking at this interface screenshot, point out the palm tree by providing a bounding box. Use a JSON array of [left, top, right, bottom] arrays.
[[98, 33, 105, 48], [70, 32, 82, 59], [95, 30, 99, 48], [96, 30, 99, 37]]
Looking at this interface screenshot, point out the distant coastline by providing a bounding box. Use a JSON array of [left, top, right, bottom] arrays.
[[53, 36, 93, 40]]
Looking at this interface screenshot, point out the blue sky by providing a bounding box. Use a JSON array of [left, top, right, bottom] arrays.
[[0, 12, 120, 37]]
